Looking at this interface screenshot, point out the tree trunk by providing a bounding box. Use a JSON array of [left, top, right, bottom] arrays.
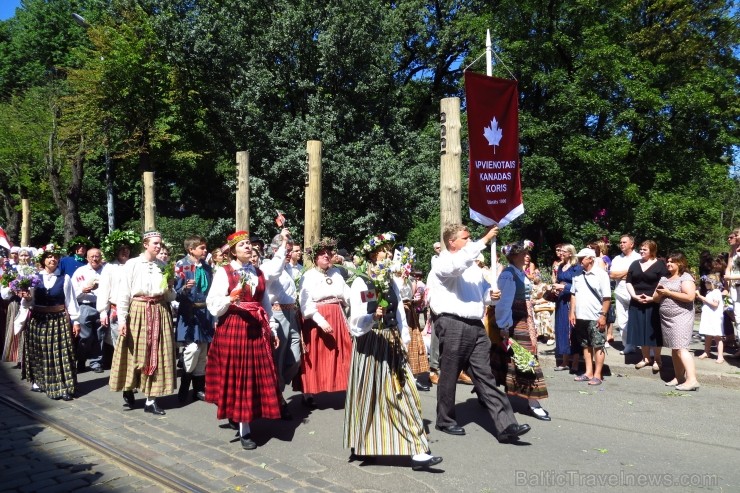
[[63, 136, 86, 243]]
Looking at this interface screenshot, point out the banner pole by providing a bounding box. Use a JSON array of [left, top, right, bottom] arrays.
[[485, 29, 499, 286]]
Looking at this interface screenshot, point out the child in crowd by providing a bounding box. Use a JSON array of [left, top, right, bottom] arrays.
[[697, 276, 724, 363]]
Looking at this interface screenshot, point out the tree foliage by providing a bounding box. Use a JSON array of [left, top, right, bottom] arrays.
[[0, 0, 736, 266]]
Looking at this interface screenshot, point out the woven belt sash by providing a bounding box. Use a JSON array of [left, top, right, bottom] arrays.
[[316, 297, 342, 306], [192, 302, 207, 308], [132, 296, 164, 376], [271, 303, 296, 311], [32, 304, 66, 314], [231, 301, 273, 351]]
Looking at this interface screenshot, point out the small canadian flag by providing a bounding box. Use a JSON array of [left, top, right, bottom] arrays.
[[360, 290, 376, 303]]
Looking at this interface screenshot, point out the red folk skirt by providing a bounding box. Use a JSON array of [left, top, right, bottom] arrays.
[[300, 301, 352, 394], [205, 303, 280, 423]]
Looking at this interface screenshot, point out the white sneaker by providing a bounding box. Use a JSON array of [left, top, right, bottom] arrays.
[[546, 339, 555, 346], [604, 341, 611, 348]]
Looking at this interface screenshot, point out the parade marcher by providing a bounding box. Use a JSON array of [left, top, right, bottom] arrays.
[[569, 248, 612, 386], [59, 236, 92, 278], [20, 244, 80, 400], [109, 231, 177, 415], [97, 230, 138, 365], [261, 229, 302, 420], [205, 231, 280, 450], [494, 240, 551, 419], [2, 247, 35, 365], [390, 245, 431, 391], [71, 248, 105, 373], [344, 232, 443, 470], [174, 235, 214, 403], [285, 243, 304, 281], [430, 224, 530, 443], [298, 237, 352, 408]]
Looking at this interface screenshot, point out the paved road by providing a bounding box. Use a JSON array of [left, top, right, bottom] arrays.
[[0, 398, 161, 492], [2, 331, 739, 493]]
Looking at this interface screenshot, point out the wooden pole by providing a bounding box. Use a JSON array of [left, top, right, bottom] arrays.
[[21, 199, 30, 247], [143, 172, 156, 232], [304, 140, 322, 265], [236, 151, 250, 232], [440, 98, 462, 248]]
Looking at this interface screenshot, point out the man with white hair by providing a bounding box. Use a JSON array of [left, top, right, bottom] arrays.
[[72, 248, 105, 373], [262, 228, 302, 420], [570, 248, 612, 386]]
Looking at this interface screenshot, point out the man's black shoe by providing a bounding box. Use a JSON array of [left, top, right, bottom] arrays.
[[435, 424, 466, 436], [415, 381, 430, 392], [144, 401, 166, 416], [411, 455, 443, 471], [497, 423, 531, 443], [122, 390, 135, 408]]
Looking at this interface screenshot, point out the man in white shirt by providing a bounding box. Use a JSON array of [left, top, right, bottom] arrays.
[[430, 224, 530, 443], [610, 235, 640, 355], [285, 244, 303, 281], [569, 248, 612, 385], [72, 248, 105, 373], [263, 229, 301, 420]]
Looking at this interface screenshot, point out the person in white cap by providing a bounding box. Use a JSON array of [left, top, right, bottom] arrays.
[[569, 248, 612, 385]]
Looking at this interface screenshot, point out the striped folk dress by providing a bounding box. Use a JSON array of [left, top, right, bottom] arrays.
[[109, 299, 177, 397], [343, 326, 429, 456]]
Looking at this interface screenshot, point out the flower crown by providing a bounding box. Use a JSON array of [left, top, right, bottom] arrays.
[[306, 237, 337, 260], [358, 232, 396, 258], [100, 229, 140, 261], [501, 239, 534, 258], [34, 243, 62, 264], [65, 235, 93, 253]]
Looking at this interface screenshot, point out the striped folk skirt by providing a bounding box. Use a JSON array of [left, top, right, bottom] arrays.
[[109, 300, 176, 397], [2, 299, 22, 363], [486, 301, 548, 400], [403, 300, 429, 376], [205, 310, 280, 423], [22, 310, 76, 399], [300, 302, 352, 394], [343, 326, 429, 456]]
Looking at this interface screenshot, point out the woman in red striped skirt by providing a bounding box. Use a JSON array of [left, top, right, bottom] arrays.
[[298, 238, 352, 408], [205, 231, 280, 451]]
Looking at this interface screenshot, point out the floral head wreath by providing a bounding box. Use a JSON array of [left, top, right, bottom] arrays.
[[699, 274, 722, 289], [65, 235, 93, 254], [501, 239, 534, 258], [358, 232, 396, 259], [306, 237, 337, 260], [34, 243, 62, 264], [100, 230, 140, 261]]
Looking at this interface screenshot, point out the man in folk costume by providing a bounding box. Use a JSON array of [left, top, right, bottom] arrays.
[[97, 230, 138, 365], [262, 228, 302, 420], [109, 231, 177, 415]]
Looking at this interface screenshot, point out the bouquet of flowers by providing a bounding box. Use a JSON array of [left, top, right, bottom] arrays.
[[504, 339, 539, 374], [1, 260, 16, 287], [9, 274, 41, 293], [367, 259, 392, 308], [390, 246, 415, 277]]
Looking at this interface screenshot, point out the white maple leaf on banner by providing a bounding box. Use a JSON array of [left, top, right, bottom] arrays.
[[483, 117, 503, 154]]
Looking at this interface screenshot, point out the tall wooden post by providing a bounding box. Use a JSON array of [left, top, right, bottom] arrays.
[[236, 151, 250, 232], [304, 140, 322, 264], [21, 199, 30, 247], [143, 172, 156, 232], [440, 97, 462, 247]]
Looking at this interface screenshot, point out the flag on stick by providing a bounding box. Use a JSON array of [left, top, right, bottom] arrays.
[[465, 72, 523, 227], [0, 227, 11, 250]]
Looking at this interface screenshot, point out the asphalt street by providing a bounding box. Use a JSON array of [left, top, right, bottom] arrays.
[[2, 332, 739, 493]]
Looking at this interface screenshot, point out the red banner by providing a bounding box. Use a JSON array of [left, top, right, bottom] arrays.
[[465, 72, 523, 227]]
